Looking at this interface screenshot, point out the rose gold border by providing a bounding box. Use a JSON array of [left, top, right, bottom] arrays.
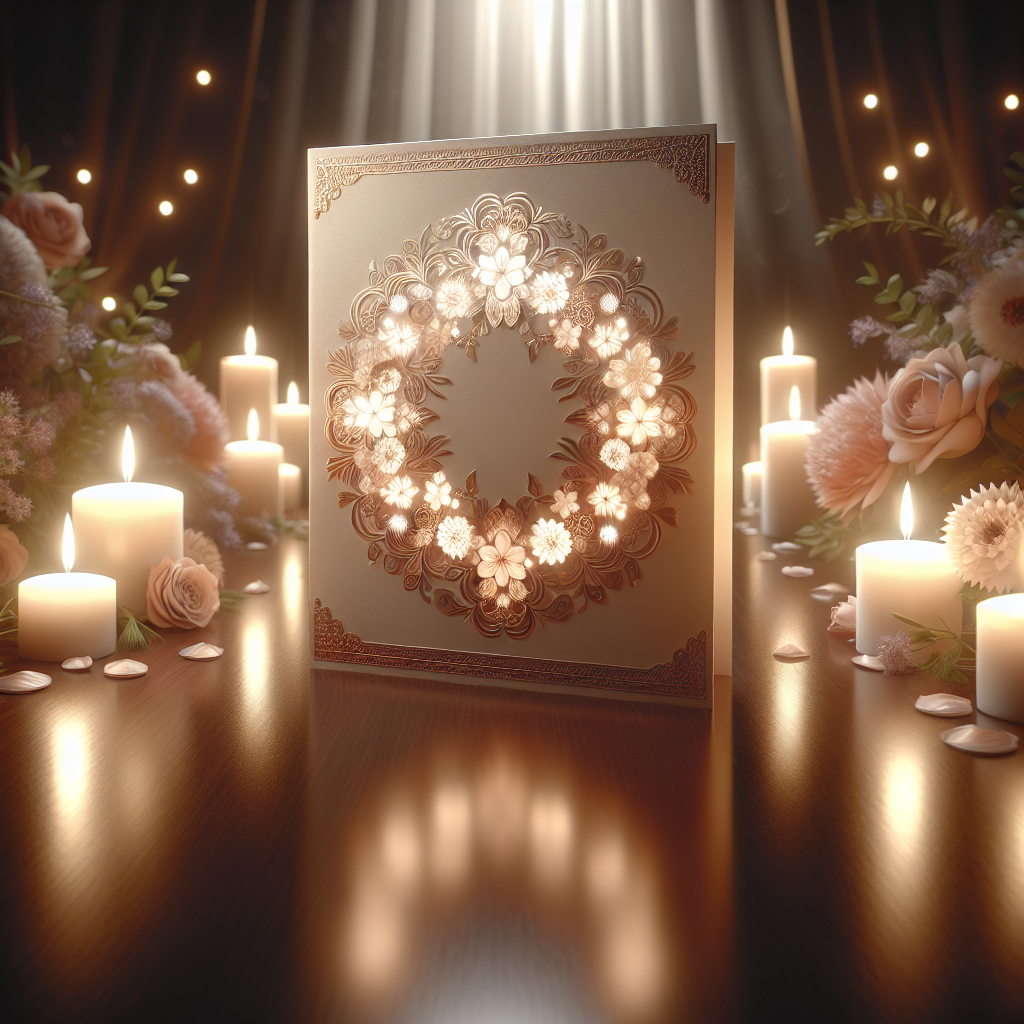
[[314, 599, 707, 699], [312, 134, 710, 218]]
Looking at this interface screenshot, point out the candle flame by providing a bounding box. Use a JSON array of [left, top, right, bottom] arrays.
[[62, 513, 75, 572], [248, 408, 259, 441], [244, 325, 256, 357], [788, 385, 801, 421], [287, 381, 299, 406], [782, 325, 794, 357], [900, 482, 913, 540], [122, 425, 135, 483]]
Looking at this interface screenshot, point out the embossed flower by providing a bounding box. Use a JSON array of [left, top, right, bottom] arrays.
[[371, 436, 406, 474], [378, 317, 420, 357], [550, 317, 582, 353], [587, 401, 613, 436], [374, 366, 403, 394], [589, 319, 629, 359], [380, 474, 418, 508], [394, 402, 421, 434], [604, 341, 663, 401], [477, 245, 529, 326], [424, 471, 453, 511], [476, 530, 527, 588], [616, 397, 663, 446], [589, 482, 627, 519], [550, 488, 579, 518], [343, 390, 396, 438], [436, 277, 472, 319], [600, 438, 631, 471], [530, 518, 573, 565], [437, 515, 474, 559], [530, 271, 569, 314]]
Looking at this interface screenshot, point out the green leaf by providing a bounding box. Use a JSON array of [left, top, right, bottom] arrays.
[[166, 257, 178, 277], [133, 284, 148, 307], [168, 273, 189, 283], [898, 290, 916, 315], [79, 266, 108, 281], [921, 196, 937, 215], [22, 165, 49, 181], [155, 285, 178, 296], [0, 335, 22, 346], [876, 274, 903, 304], [143, 300, 168, 310], [150, 267, 164, 290]]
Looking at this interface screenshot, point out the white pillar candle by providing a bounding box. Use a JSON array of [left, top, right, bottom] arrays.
[[72, 428, 183, 616], [760, 326, 817, 425], [19, 516, 116, 662], [272, 381, 309, 480], [226, 409, 284, 519], [741, 461, 762, 508], [279, 462, 302, 512], [855, 486, 961, 660], [759, 388, 818, 538], [220, 325, 278, 442], [975, 593, 1024, 723]]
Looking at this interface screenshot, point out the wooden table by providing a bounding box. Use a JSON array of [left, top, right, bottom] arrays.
[[2, 532, 1021, 1022]]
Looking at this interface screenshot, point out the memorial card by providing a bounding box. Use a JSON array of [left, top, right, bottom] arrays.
[[308, 127, 733, 704]]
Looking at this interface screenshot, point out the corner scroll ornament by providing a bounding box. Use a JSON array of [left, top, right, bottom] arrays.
[[313, 599, 707, 699], [313, 134, 710, 218]]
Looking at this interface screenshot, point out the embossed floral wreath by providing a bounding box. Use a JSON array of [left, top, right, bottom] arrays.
[[325, 193, 697, 638]]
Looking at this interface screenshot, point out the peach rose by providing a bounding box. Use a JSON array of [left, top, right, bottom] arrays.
[[0, 525, 29, 585], [881, 342, 1001, 473], [1, 191, 91, 268], [146, 555, 220, 629]]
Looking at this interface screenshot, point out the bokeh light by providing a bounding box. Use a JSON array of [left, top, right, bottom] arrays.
[[101, 296, 116, 311], [158, 200, 173, 216], [883, 165, 898, 181], [863, 93, 878, 109], [183, 169, 198, 184], [1006, 94, 1020, 110], [196, 69, 211, 86], [913, 142, 929, 157], [76, 168, 91, 184]]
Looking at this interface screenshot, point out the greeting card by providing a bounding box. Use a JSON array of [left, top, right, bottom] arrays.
[[308, 127, 732, 704]]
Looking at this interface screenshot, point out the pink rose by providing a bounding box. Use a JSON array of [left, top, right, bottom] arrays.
[[0, 524, 29, 585], [881, 342, 1002, 473], [146, 555, 220, 629], [1, 191, 91, 268]]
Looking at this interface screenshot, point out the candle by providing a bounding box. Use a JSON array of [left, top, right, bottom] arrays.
[[279, 462, 302, 512], [975, 593, 1024, 723], [741, 461, 762, 509], [272, 381, 310, 482], [220, 325, 278, 442], [855, 485, 961, 660], [19, 515, 116, 662], [72, 427, 184, 616], [760, 326, 817, 425], [759, 387, 818, 538], [225, 409, 284, 519]]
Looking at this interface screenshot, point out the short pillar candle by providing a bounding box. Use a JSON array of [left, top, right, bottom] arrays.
[[975, 593, 1024, 723], [741, 461, 762, 509], [279, 462, 302, 513], [226, 409, 284, 519], [759, 387, 817, 538], [272, 381, 309, 482], [760, 326, 817, 425], [220, 325, 278, 442], [18, 516, 117, 662]]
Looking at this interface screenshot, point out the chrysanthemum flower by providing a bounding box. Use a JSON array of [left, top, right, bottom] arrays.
[[942, 481, 1024, 593], [967, 256, 1024, 367]]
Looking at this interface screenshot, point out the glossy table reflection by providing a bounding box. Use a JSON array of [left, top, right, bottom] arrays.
[[1, 532, 1020, 1023]]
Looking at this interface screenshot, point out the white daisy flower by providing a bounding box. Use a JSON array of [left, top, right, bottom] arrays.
[[380, 475, 418, 509], [615, 397, 663, 446], [437, 515, 474, 559], [603, 340, 663, 401], [589, 482, 626, 519], [599, 438, 631, 471], [424, 471, 453, 511], [550, 317, 582, 353], [530, 271, 569, 314], [529, 518, 573, 565], [967, 256, 1024, 368], [550, 488, 579, 518], [342, 390, 397, 438]]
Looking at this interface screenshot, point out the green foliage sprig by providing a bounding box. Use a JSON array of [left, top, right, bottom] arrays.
[[795, 510, 858, 560], [117, 607, 165, 652], [891, 612, 975, 686], [0, 144, 49, 199]]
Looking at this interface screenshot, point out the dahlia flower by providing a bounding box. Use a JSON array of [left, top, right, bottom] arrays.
[[942, 482, 1024, 593]]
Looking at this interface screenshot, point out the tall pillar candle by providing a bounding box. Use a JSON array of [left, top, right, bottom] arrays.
[[279, 463, 302, 512], [855, 487, 961, 660], [18, 515, 117, 662], [226, 409, 284, 518], [760, 326, 817, 424], [759, 388, 817, 538], [220, 325, 278, 442], [975, 593, 1024, 723], [272, 381, 310, 481], [72, 428, 183, 616]]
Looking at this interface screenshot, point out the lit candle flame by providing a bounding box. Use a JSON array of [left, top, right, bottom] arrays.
[[122, 425, 135, 483], [782, 325, 794, 357], [900, 482, 913, 540], [287, 381, 299, 406], [244, 325, 256, 357], [788, 385, 801, 421], [248, 408, 259, 441], [62, 513, 75, 573]]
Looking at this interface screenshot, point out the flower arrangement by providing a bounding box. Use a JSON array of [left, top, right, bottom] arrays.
[[0, 146, 241, 599], [801, 151, 1024, 599]]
